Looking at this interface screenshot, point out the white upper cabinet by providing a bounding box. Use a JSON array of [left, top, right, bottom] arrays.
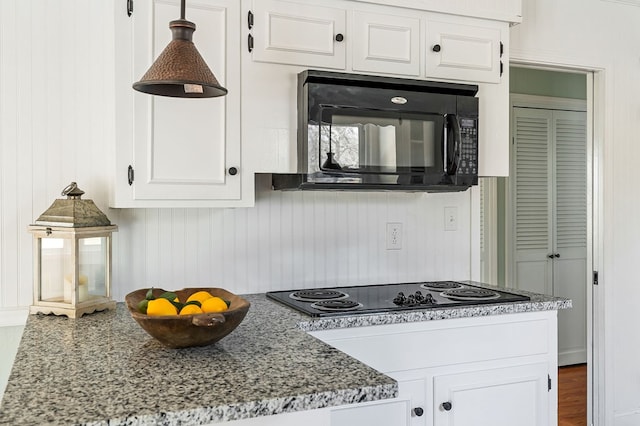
[[250, 0, 347, 69], [351, 10, 420, 76], [426, 16, 504, 84], [112, 0, 252, 208]]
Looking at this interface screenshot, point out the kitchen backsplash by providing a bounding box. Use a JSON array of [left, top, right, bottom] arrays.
[[109, 175, 473, 300]]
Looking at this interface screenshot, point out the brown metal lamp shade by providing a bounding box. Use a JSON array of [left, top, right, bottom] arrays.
[[133, 1, 227, 98]]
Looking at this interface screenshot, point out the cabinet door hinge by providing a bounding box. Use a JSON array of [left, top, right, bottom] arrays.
[[127, 0, 133, 17], [127, 165, 135, 186], [548, 374, 552, 391], [593, 270, 599, 285], [248, 34, 254, 52]]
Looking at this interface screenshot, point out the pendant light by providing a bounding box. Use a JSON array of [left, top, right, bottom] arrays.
[[133, 0, 227, 98]]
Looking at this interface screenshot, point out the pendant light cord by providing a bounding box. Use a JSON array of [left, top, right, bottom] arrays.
[[180, 0, 186, 20]]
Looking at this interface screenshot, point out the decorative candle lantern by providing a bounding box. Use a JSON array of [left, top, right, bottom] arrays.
[[28, 182, 118, 318]]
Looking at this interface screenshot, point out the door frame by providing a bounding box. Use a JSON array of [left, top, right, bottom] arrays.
[[482, 62, 604, 425]]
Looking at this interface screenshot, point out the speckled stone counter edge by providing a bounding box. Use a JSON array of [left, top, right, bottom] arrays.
[[81, 385, 397, 426]]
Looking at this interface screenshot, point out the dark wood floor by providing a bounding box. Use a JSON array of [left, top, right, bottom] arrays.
[[558, 364, 587, 426]]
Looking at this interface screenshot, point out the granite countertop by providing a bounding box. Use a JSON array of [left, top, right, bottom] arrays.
[[0, 283, 570, 425]]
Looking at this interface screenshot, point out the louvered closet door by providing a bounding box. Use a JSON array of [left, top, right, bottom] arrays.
[[512, 107, 587, 366], [512, 108, 554, 297], [553, 110, 587, 365]]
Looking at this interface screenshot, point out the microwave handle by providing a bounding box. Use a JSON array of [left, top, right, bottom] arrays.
[[443, 114, 461, 175]]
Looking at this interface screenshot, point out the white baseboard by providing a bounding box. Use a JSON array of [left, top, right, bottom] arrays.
[[0, 308, 28, 327], [559, 348, 587, 366]]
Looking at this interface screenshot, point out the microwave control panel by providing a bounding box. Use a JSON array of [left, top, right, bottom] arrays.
[[459, 118, 478, 176]]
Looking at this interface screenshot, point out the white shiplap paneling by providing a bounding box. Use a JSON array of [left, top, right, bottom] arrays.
[[106, 178, 472, 301]]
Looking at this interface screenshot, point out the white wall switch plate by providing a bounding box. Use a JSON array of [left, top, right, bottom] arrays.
[[386, 222, 403, 250]]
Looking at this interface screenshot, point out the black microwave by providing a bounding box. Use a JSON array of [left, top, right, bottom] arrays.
[[272, 70, 479, 192]]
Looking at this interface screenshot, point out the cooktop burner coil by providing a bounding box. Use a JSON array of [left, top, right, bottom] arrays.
[[420, 281, 465, 290], [289, 289, 348, 302], [440, 288, 501, 301], [310, 300, 363, 312]]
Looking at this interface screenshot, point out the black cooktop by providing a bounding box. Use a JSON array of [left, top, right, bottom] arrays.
[[266, 281, 530, 317]]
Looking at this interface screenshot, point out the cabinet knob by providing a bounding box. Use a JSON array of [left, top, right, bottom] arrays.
[[412, 407, 424, 417], [228, 167, 238, 176], [335, 33, 344, 42], [442, 401, 452, 411], [432, 44, 441, 52], [547, 254, 554, 259]]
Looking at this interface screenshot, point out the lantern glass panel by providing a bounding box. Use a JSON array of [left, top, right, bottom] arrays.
[[40, 237, 73, 302], [79, 237, 108, 300]]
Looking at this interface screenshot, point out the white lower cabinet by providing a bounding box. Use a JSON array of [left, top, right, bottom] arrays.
[[310, 311, 559, 426], [219, 312, 557, 425], [431, 363, 548, 426]]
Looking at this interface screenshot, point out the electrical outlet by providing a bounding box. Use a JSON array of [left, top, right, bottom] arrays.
[[444, 207, 458, 231], [386, 222, 402, 250]]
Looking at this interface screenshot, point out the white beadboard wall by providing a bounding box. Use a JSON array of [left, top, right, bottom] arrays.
[[111, 177, 472, 300], [0, 1, 473, 314]]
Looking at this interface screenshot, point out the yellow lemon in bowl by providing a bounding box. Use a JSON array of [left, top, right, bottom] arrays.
[[179, 304, 204, 315], [146, 298, 178, 316], [201, 296, 229, 313], [186, 290, 214, 304]]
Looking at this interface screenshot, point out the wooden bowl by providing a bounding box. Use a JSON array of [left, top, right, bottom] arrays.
[[125, 287, 250, 348]]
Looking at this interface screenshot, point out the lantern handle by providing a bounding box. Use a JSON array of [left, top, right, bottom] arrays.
[[61, 182, 85, 199]]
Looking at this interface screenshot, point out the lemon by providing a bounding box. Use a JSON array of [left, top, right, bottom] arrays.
[[186, 290, 214, 304], [179, 304, 204, 315], [201, 296, 228, 313], [146, 298, 178, 316]]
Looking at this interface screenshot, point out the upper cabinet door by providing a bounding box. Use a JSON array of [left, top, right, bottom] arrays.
[[128, 0, 242, 203], [251, 0, 347, 69], [426, 17, 503, 84], [351, 10, 420, 76]]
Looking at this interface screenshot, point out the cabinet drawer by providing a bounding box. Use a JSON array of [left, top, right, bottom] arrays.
[[351, 10, 420, 76], [251, 0, 346, 69], [311, 315, 552, 372], [426, 17, 502, 84]]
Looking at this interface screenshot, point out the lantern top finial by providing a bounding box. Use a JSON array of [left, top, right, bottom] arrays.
[[61, 182, 85, 199]]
